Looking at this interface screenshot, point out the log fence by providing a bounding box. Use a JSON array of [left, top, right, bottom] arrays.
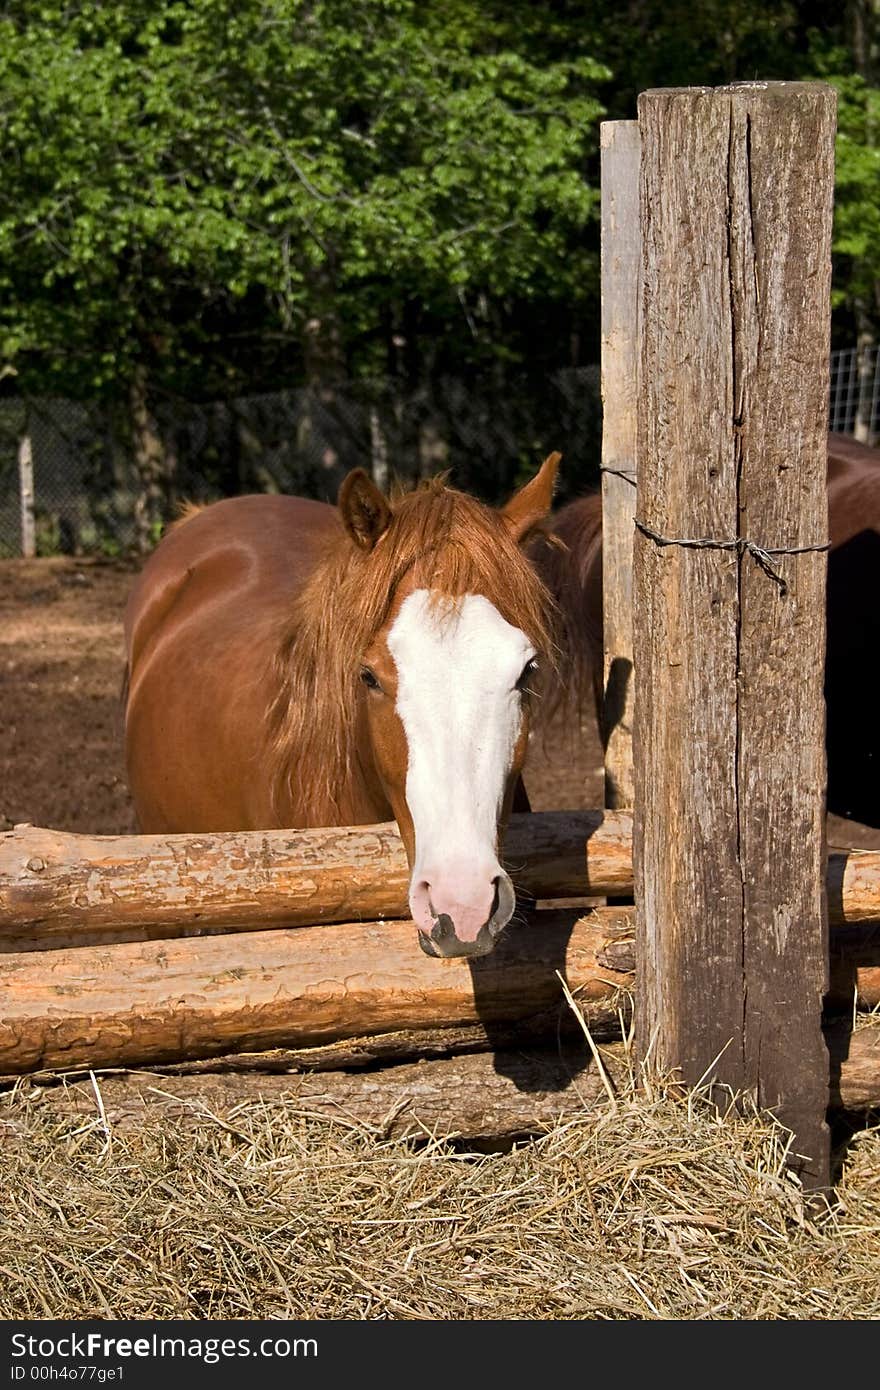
[[2, 815, 880, 948]]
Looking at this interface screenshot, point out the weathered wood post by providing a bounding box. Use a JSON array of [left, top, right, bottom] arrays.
[[633, 83, 837, 1187], [600, 121, 641, 811]]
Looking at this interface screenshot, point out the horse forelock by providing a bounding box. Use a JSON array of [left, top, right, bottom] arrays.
[[268, 477, 559, 826]]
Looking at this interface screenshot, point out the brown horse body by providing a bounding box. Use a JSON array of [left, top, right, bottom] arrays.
[[125, 494, 356, 832], [536, 432, 880, 830]]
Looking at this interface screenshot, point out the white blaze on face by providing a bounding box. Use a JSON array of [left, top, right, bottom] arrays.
[[387, 589, 533, 944]]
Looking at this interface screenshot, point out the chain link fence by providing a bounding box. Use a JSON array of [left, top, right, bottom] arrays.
[[1, 346, 878, 559], [0, 369, 602, 558], [829, 344, 880, 438]]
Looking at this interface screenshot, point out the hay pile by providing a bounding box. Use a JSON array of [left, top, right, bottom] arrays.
[[2, 1032, 878, 1320]]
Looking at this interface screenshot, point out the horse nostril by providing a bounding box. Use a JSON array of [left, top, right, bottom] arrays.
[[431, 913, 455, 942], [413, 880, 432, 910], [487, 874, 515, 938], [489, 876, 501, 920]]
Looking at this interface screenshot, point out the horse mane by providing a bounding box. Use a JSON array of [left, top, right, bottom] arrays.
[[268, 476, 558, 825], [528, 491, 604, 725], [166, 500, 205, 532]]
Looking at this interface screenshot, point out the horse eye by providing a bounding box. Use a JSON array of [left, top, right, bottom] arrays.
[[360, 667, 382, 691], [516, 658, 539, 693]]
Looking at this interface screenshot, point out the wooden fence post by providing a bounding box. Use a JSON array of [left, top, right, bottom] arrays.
[[600, 120, 641, 811], [633, 83, 837, 1187], [18, 427, 35, 558]]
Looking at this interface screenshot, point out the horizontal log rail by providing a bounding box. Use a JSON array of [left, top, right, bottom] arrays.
[[2, 812, 879, 951], [11, 1028, 880, 1146], [0, 812, 628, 950], [0, 907, 635, 1076], [0, 897, 877, 1080]]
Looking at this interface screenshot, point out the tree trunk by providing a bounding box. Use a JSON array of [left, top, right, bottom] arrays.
[[17, 426, 35, 558], [129, 365, 170, 553]]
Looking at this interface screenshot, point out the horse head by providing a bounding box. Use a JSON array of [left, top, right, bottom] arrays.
[[337, 455, 560, 959]]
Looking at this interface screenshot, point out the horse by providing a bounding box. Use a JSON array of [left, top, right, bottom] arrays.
[[123, 455, 561, 960], [532, 431, 880, 832]]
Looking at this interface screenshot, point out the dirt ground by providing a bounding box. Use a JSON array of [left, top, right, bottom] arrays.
[[0, 556, 604, 835], [1, 558, 139, 835]]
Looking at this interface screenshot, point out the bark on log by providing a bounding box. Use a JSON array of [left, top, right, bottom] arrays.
[[856, 967, 880, 1008], [826, 852, 880, 931], [0, 907, 635, 1077], [0, 812, 633, 950], [826, 1023, 880, 1113], [9, 1027, 878, 1150], [2, 1014, 629, 1088], [2, 816, 878, 953], [8, 946, 877, 1086]]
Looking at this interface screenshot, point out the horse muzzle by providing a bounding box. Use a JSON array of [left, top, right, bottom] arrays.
[[413, 870, 516, 959]]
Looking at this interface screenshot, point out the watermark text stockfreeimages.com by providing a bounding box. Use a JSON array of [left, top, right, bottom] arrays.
[[10, 1333, 317, 1368]]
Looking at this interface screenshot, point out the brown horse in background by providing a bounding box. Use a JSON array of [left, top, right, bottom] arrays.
[[533, 432, 880, 832], [124, 456, 560, 959]]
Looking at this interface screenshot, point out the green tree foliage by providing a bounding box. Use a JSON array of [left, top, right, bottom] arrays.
[[821, 72, 880, 325], [0, 0, 606, 397], [0, 1, 876, 403], [804, 5, 880, 338]]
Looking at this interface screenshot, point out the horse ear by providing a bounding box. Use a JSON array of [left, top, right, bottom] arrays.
[[338, 469, 392, 551], [501, 452, 561, 544]]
